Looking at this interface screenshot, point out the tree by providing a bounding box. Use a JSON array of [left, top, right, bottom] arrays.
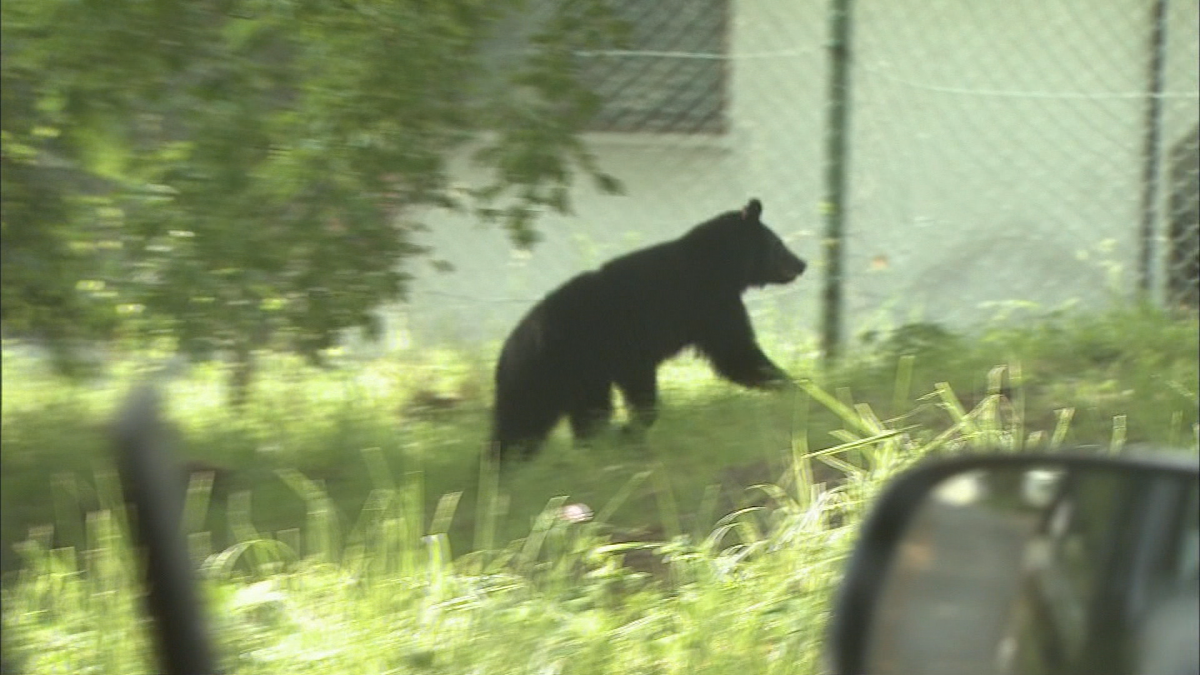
[[1, 0, 624, 404]]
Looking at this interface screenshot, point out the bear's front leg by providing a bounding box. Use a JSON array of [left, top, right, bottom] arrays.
[[696, 300, 795, 390], [713, 347, 794, 390], [754, 360, 795, 391]]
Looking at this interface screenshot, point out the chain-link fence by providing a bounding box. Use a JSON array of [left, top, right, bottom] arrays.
[[1168, 122, 1199, 309], [840, 0, 1199, 341], [368, 0, 1199, 357]]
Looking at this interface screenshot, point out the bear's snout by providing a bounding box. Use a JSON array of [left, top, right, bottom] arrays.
[[776, 256, 806, 283], [791, 257, 807, 278]]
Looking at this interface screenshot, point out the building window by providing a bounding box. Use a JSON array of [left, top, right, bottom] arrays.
[[577, 0, 730, 135]]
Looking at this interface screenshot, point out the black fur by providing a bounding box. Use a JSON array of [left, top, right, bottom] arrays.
[[491, 199, 806, 461]]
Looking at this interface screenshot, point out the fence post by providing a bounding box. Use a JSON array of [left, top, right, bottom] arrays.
[[821, 0, 856, 363], [1137, 0, 1169, 299]]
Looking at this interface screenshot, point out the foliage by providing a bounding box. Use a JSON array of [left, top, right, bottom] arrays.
[[0, 0, 625, 401]]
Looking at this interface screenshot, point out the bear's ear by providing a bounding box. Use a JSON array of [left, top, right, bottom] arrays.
[[742, 199, 763, 221]]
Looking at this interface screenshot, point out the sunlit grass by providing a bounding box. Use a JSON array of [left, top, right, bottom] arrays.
[[1, 304, 1197, 672]]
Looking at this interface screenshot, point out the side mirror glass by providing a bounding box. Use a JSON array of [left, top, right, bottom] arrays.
[[829, 453, 1199, 675]]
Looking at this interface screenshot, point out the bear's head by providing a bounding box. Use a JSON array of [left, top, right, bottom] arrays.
[[688, 199, 807, 290]]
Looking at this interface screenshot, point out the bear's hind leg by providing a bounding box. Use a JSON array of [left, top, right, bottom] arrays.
[[566, 380, 614, 443], [616, 368, 659, 439], [492, 395, 563, 461]]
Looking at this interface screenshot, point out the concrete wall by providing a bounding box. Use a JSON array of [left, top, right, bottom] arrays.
[[365, 0, 1199, 355]]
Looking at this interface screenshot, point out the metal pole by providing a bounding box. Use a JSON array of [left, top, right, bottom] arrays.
[[821, 0, 855, 363], [113, 385, 218, 675], [1137, 0, 1169, 298]]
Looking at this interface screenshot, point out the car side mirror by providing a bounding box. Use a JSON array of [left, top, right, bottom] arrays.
[[827, 452, 1199, 675]]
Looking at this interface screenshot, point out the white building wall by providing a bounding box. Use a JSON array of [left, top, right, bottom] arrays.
[[370, 0, 1198, 355], [842, 0, 1151, 330]]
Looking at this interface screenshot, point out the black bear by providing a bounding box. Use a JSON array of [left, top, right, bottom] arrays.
[[491, 198, 806, 461]]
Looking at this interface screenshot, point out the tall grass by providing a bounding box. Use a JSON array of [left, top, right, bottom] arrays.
[[1, 305, 1197, 672], [0, 377, 996, 674]]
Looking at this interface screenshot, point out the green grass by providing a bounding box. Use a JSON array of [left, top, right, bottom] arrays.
[[1, 304, 1197, 673]]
